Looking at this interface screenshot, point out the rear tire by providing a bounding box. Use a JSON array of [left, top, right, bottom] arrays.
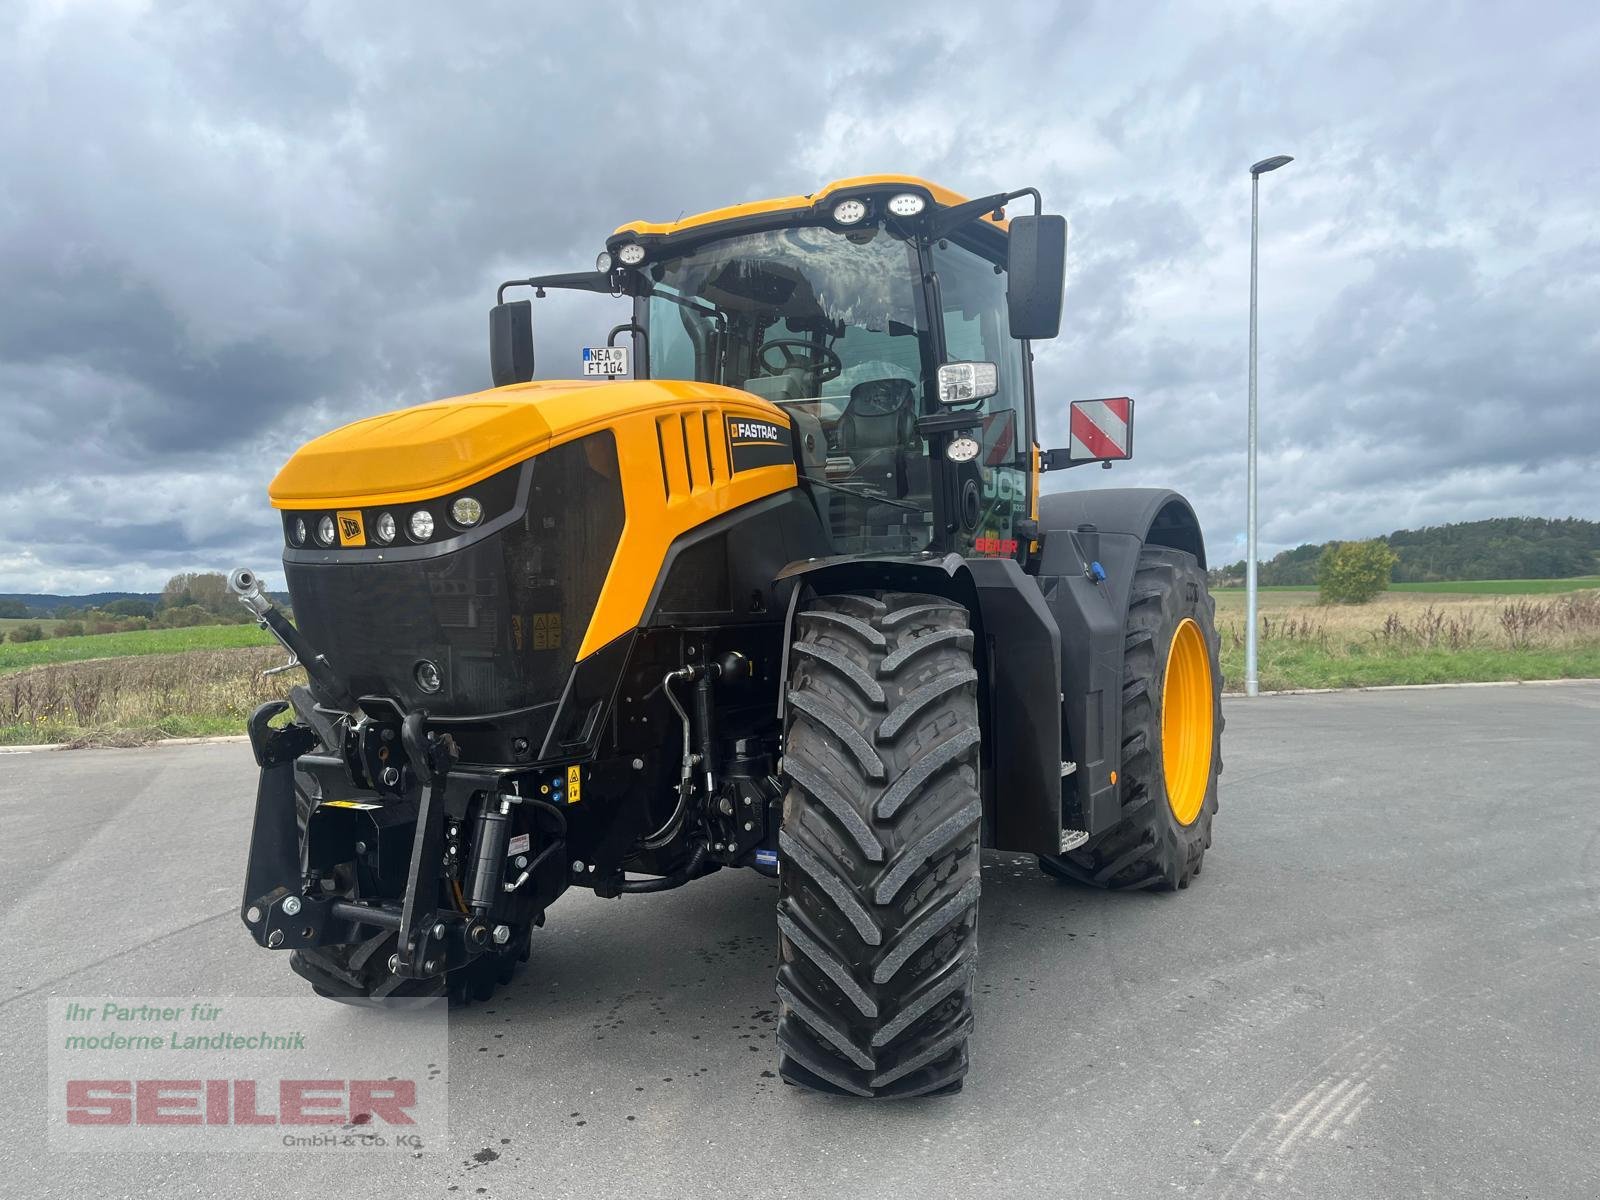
[[1043, 545, 1223, 890], [777, 591, 981, 1098]]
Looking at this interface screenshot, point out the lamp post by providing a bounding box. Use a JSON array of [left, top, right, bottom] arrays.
[[1246, 153, 1293, 698]]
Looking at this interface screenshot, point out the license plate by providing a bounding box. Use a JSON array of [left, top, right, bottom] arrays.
[[581, 346, 629, 377]]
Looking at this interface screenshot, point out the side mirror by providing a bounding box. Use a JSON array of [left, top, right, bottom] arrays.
[[489, 300, 535, 387], [1007, 214, 1067, 340], [1042, 398, 1134, 469]]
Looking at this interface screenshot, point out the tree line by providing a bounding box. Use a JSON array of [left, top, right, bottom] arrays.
[[2, 572, 262, 641], [1212, 517, 1599, 588]]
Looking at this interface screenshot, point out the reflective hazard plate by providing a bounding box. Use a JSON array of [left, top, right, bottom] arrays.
[[581, 346, 629, 376]]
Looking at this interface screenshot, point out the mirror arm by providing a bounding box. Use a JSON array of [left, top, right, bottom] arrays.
[[1039, 448, 1109, 472], [497, 270, 625, 304], [931, 186, 1042, 239]]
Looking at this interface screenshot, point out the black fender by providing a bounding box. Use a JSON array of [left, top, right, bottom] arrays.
[[774, 552, 1066, 857], [1035, 487, 1208, 837]]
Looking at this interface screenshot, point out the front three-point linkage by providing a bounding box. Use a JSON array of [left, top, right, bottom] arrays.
[[391, 713, 486, 978], [240, 704, 493, 979]]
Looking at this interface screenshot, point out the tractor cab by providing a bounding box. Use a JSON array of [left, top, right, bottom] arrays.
[[491, 176, 1119, 562]]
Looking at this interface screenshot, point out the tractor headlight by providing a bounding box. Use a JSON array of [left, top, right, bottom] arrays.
[[595, 250, 614, 273], [290, 518, 307, 547], [831, 198, 868, 226], [450, 496, 483, 528], [414, 659, 442, 693], [617, 243, 646, 266], [373, 511, 396, 544], [408, 510, 435, 542], [887, 193, 926, 217], [316, 515, 337, 546]]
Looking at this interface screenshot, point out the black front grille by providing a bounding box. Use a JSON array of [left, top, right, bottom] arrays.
[[284, 432, 625, 717]]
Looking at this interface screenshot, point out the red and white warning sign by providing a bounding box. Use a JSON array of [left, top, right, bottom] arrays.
[[1068, 397, 1133, 461]]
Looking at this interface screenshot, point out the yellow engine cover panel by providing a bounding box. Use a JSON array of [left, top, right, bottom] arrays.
[[269, 378, 798, 658]]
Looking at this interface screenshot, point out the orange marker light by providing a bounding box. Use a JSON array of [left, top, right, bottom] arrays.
[[1110, 770, 1118, 785]]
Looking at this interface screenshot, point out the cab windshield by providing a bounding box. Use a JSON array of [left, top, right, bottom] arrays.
[[638, 222, 1028, 557], [642, 225, 935, 550], [643, 224, 930, 407]]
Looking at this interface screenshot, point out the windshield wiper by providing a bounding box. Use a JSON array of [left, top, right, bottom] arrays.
[[802, 476, 927, 513]]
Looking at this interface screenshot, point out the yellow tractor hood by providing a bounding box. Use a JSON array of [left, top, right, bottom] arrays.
[[268, 378, 784, 510]]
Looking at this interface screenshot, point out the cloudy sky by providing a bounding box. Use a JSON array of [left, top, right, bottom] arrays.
[[1, 0, 1596, 593]]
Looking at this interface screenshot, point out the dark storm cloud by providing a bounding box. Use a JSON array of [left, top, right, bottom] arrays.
[[1, 0, 1596, 590]]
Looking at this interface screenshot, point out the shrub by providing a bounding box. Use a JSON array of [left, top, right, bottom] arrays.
[[155, 604, 212, 629], [1317, 539, 1399, 605], [55, 621, 86, 638], [7, 623, 46, 643], [104, 598, 156, 619]]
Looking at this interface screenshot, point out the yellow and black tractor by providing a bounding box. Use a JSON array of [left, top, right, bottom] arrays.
[[234, 175, 1222, 1097]]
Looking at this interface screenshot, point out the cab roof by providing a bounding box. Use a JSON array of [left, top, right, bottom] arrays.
[[611, 174, 1010, 242]]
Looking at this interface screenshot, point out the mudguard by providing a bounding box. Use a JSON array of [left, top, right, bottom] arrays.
[[1035, 487, 1207, 836], [774, 553, 1066, 857]]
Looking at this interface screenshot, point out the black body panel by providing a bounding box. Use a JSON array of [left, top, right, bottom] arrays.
[[1035, 487, 1208, 834], [646, 491, 832, 626], [283, 434, 624, 748], [773, 552, 1066, 857]]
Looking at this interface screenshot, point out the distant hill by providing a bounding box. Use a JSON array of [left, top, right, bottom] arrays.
[[0, 590, 287, 619], [1217, 517, 1600, 586], [0, 592, 162, 616]]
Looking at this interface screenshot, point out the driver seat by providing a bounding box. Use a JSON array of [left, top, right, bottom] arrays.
[[839, 378, 917, 459]]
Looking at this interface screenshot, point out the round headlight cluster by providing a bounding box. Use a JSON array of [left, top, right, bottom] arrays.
[[887, 192, 926, 217], [831, 198, 868, 226], [290, 518, 308, 547], [617, 243, 646, 266], [414, 659, 442, 694], [373, 512, 396, 544], [595, 250, 614, 273], [451, 496, 483, 527], [408, 510, 434, 542], [316, 515, 337, 547]]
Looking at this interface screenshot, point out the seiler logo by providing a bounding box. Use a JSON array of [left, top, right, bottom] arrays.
[[65, 1078, 418, 1126]]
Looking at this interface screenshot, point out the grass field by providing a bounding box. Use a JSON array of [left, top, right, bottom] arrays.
[[2, 581, 1597, 745], [0, 623, 270, 674], [1243, 577, 1600, 596], [1213, 585, 1600, 691], [0, 645, 289, 745], [0, 616, 67, 635]]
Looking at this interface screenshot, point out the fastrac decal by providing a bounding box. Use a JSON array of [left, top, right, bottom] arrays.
[[725, 414, 791, 472]]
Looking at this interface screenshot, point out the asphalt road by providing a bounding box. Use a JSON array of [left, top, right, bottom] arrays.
[[2, 682, 1598, 1199]]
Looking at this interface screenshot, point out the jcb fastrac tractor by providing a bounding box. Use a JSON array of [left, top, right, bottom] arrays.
[[236, 175, 1222, 1098]]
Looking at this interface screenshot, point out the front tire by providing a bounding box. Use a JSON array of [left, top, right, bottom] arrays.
[[776, 591, 982, 1098], [1044, 545, 1223, 890]]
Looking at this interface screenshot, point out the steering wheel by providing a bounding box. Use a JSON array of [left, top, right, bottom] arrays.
[[755, 337, 843, 384]]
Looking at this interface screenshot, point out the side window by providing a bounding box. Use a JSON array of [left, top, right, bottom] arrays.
[[933, 242, 1030, 559]]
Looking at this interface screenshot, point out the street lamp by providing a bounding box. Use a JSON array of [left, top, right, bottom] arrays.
[[1245, 153, 1292, 698]]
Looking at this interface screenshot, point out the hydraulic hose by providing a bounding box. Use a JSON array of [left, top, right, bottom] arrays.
[[616, 843, 708, 894], [640, 667, 697, 850]]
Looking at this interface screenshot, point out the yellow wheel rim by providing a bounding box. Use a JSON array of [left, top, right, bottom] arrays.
[[1161, 617, 1214, 826]]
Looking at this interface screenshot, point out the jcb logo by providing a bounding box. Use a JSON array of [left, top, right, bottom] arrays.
[[336, 511, 366, 547]]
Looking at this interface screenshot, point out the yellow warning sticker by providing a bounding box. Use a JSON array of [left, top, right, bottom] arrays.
[[566, 764, 582, 804], [321, 800, 381, 810], [532, 612, 562, 650]]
